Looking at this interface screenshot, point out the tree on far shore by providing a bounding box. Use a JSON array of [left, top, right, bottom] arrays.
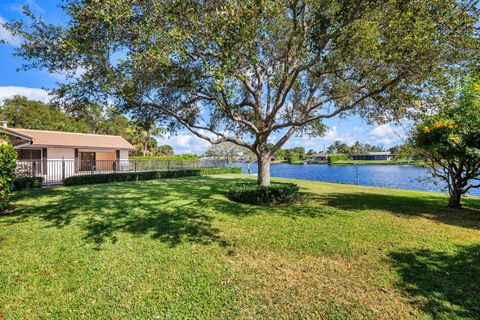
[[206, 142, 254, 165]]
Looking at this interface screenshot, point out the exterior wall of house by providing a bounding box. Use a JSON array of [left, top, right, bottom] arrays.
[[96, 151, 117, 161], [120, 149, 129, 160], [18, 147, 129, 161], [95, 151, 116, 171], [16, 146, 131, 184], [47, 147, 75, 160]]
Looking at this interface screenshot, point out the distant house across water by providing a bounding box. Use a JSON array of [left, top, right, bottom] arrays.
[[350, 152, 395, 161], [307, 153, 329, 163]]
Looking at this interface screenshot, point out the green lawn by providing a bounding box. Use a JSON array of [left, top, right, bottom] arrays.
[[1, 175, 480, 319]]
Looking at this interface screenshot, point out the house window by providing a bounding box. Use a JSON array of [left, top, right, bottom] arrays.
[[16, 149, 43, 175], [17, 149, 42, 161]]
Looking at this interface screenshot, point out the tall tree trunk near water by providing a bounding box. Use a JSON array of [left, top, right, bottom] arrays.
[[257, 154, 271, 186]]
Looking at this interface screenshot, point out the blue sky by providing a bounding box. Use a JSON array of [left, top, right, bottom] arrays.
[[0, 0, 408, 154]]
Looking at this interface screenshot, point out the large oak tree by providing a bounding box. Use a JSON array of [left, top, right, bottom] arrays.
[[6, 0, 478, 185]]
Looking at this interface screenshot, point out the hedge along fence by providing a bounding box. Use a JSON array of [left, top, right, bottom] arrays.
[[327, 154, 350, 164], [63, 167, 242, 186], [13, 177, 44, 191], [0, 143, 17, 211]]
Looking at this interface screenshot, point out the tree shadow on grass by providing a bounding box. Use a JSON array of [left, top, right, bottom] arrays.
[[321, 192, 480, 229], [3, 176, 337, 249], [3, 180, 232, 249], [390, 245, 480, 319]]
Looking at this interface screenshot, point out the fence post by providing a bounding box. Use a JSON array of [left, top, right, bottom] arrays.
[[32, 161, 36, 177], [62, 157, 66, 182], [134, 160, 137, 173]]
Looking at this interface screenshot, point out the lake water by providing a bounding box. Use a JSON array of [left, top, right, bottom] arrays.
[[235, 163, 480, 196]]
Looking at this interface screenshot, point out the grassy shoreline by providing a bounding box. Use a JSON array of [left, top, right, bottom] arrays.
[[332, 159, 419, 165], [1, 175, 479, 319]]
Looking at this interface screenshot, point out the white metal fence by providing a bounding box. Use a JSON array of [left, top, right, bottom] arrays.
[[16, 159, 224, 185]]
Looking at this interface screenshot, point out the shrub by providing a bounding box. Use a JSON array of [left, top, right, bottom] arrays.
[[327, 154, 349, 164], [0, 144, 17, 211], [64, 166, 241, 186], [288, 155, 301, 164], [13, 176, 43, 191], [228, 183, 300, 205]]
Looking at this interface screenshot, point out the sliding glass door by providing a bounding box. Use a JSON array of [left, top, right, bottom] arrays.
[[79, 152, 96, 171]]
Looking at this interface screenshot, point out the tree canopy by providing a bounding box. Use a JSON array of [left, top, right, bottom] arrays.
[[6, 0, 479, 185], [0, 96, 89, 133], [326, 140, 384, 154]]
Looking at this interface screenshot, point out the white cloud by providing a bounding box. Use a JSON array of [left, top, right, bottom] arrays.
[[0, 86, 51, 103], [283, 121, 409, 151], [365, 123, 408, 147], [155, 133, 211, 155], [283, 125, 361, 151], [0, 16, 20, 46]]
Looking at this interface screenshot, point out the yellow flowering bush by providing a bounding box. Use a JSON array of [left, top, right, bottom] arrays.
[[411, 77, 480, 208]]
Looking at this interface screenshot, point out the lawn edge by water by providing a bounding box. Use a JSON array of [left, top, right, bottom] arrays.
[[226, 173, 480, 201]]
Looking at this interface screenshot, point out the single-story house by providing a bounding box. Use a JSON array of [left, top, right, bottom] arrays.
[[350, 152, 395, 161], [307, 153, 329, 163], [1, 121, 134, 183]]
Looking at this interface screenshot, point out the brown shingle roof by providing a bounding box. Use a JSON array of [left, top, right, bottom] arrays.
[[10, 128, 135, 150]]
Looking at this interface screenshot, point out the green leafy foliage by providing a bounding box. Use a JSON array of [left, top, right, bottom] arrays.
[[228, 183, 300, 205], [328, 154, 350, 164], [13, 177, 43, 191], [285, 147, 306, 163], [0, 143, 17, 211], [63, 167, 241, 186], [327, 141, 384, 155], [0, 96, 90, 133], [287, 155, 302, 164], [411, 76, 480, 207]]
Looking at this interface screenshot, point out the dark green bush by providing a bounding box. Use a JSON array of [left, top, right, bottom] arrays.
[[0, 143, 17, 211], [63, 167, 241, 186], [327, 154, 349, 164], [13, 177, 44, 191], [228, 183, 300, 205]]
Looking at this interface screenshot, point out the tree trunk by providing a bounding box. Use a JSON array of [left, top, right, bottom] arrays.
[[257, 154, 271, 186], [448, 189, 462, 208], [143, 133, 150, 157]]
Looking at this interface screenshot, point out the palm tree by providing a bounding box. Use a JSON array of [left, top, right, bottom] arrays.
[[125, 120, 164, 156]]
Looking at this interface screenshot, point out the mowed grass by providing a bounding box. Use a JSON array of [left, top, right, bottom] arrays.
[[1, 174, 480, 319]]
